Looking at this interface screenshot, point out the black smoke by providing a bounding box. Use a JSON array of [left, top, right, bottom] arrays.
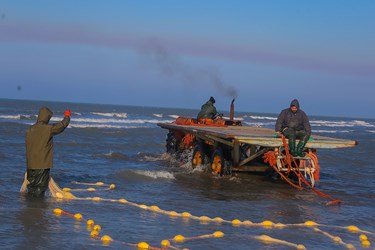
[[136, 38, 237, 99]]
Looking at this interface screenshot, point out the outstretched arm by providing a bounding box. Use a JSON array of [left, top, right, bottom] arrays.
[[51, 109, 70, 135]]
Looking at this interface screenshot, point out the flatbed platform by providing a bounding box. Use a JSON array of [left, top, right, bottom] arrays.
[[157, 118, 358, 183], [157, 123, 358, 149]]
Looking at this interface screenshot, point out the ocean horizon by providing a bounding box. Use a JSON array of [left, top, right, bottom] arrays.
[[2, 97, 373, 121]]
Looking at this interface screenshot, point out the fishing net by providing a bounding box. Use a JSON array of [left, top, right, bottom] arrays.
[[20, 172, 76, 199]]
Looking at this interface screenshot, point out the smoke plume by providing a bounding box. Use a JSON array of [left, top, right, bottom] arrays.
[[136, 38, 237, 99]]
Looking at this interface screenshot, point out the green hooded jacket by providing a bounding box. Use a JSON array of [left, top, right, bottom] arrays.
[[26, 107, 70, 169], [197, 101, 218, 120]]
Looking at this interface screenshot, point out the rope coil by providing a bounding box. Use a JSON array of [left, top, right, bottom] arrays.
[[263, 135, 341, 205]]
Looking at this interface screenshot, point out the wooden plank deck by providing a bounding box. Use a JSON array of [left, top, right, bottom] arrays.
[[157, 123, 358, 149]]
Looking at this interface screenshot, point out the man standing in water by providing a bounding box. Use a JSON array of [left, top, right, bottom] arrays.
[[25, 107, 70, 197], [275, 99, 311, 157]]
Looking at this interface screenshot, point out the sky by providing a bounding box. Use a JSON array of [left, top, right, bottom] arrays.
[[0, 1, 374, 119]]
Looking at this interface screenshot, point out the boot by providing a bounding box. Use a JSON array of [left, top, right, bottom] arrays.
[[288, 139, 297, 157], [296, 141, 306, 157]]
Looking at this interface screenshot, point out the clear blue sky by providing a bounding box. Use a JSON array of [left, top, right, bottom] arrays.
[[1, 1, 374, 118]]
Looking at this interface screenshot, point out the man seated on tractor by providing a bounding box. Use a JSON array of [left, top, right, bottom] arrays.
[[197, 96, 223, 122], [275, 99, 311, 157]]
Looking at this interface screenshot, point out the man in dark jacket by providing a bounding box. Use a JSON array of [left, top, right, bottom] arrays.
[[197, 96, 222, 120], [25, 107, 70, 197], [275, 99, 311, 157]]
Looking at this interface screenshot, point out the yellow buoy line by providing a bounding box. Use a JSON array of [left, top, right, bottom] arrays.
[[53, 207, 225, 250], [64, 181, 116, 192], [62, 185, 115, 192], [252, 234, 306, 250], [53, 208, 159, 249], [71, 181, 108, 186], [54, 181, 374, 249], [311, 227, 355, 249], [170, 231, 224, 243]]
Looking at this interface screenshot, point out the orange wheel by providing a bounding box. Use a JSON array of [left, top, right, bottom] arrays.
[[211, 149, 224, 175], [211, 148, 232, 176], [192, 145, 205, 168]]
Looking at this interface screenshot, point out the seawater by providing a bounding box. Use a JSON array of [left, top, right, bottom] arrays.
[[0, 99, 374, 250]]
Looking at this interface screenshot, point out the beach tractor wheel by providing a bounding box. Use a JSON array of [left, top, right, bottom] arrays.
[[191, 144, 208, 168], [166, 131, 179, 154], [192, 144, 205, 168], [211, 148, 231, 176]]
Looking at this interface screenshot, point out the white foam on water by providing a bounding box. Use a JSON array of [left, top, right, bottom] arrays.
[[48, 116, 175, 129], [138, 154, 165, 162], [65, 117, 129, 123], [242, 121, 275, 127], [191, 165, 206, 173], [69, 124, 145, 129], [221, 116, 244, 121], [0, 115, 22, 119], [310, 120, 375, 128], [248, 115, 277, 120], [65, 117, 174, 124], [312, 130, 351, 134], [168, 115, 179, 119], [176, 160, 207, 173], [0, 114, 36, 120], [312, 130, 337, 134], [92, 112, 128, 118], [2, 110, 373, 132], [104, 150, 114, 157], [134, 170, 175, 180]]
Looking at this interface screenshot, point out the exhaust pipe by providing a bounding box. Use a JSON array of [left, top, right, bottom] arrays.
[[230, 99, 235, 120]]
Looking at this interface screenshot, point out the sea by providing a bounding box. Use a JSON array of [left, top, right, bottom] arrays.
[[0, 98, 374, 250]]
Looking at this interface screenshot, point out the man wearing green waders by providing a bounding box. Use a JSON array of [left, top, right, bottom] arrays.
[[25, 107, 70, 197]]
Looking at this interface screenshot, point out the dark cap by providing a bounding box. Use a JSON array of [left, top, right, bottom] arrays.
[[209, 96, 216, 103]]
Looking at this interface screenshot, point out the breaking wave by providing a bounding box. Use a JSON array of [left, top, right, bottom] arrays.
[[69, 124, 144, 129], [310, 120, 374, 128], [248, 115, 277, 120], [103, 151, 129, 160], [92, 112, 128, 118], [133, 170, 175, 180], [1, 109, 373, 131], [312, 130, 351, 134]]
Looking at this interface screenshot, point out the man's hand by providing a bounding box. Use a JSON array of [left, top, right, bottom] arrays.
[[64, 109, 71, 117]]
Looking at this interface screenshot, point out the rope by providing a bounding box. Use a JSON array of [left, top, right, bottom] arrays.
[[264, 136, 341, 205], [283, 136, 341, 205], [263, 151, 303, 190]]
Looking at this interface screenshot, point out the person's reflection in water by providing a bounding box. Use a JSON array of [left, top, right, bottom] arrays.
[[16, 195, 53, 249]]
